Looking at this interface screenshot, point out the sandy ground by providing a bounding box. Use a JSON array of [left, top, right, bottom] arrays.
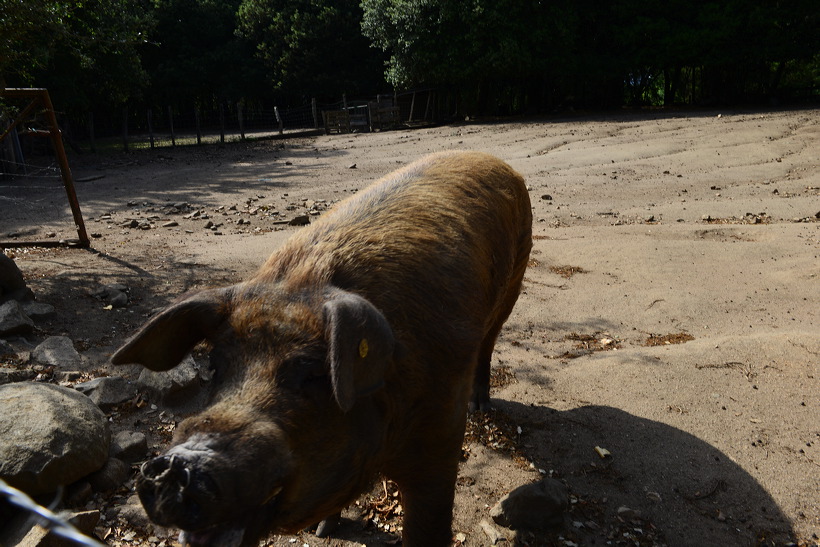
[[1, 107, 819, 546]]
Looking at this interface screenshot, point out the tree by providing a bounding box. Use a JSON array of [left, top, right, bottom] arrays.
[[237, 0, 385, 99], [142, 0, 266, 106]]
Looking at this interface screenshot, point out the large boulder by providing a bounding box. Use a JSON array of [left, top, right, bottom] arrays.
[[0, 383, 110, 495], [0, 254, 34, 304]]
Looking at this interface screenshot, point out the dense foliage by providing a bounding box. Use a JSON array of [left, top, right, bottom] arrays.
[[2, 0, 818, 121]]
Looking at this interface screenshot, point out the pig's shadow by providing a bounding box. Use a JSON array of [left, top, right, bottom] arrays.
[[494, 399, 795, 546]]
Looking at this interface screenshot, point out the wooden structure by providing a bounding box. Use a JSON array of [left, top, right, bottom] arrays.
[[0, 88, 90, 248], [368, 97, 401, 131], [322, 109, 351, 134]]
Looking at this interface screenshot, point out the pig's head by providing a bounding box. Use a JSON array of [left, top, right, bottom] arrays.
[[112, 283, 396, 546]]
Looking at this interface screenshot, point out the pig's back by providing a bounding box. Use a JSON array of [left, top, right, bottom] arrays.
[[259, 151, 531, 349]]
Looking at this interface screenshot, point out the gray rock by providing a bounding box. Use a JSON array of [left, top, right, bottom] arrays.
[[0, 383, 110, 495], [31, 336, 82, 368], [91, 283, 129, 307], [138, 355, 201, 404], [75, 376, 136, 410], [0, 254, 34, 304], [0, 367, 36, 385], [110, 430, 148, 463], [0, 338, 15, 356], [53, 370, 83, 383], [0, 509, 100, 547], [87, 457, 130, 492], [0, 300, 34, 336], [490, 478, 569, 531], [22, 302, 56, 319], [288, 214, 310, 226]]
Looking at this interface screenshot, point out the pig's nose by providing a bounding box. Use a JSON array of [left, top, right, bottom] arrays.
[[138, 455, 209, 530], [141, 454, 192, 490]]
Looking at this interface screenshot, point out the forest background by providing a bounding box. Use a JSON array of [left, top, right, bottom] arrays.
[[1, 0, 819, 142]]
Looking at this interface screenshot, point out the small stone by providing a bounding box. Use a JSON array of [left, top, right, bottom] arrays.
[[138, 355, 201, 404], [110, 291, 129, 308], [75, 376, 136, 410], [288, 215, 310, 226], [162, 220, 179, 228], [0, 300, 34, 336], [32, 336, 82, 368], [617, 505, 641, 519], [541, 194, 553, 201], [22, 301, 56, 319], [87, 457, 130, 492], [348, 163, 357, 169], [490, 478, 568, 531], [110, 430, 148, 463]]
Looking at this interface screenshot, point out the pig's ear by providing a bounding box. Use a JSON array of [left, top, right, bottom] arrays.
[[323, 292, 394, 412], [111, 289, 229, 371]]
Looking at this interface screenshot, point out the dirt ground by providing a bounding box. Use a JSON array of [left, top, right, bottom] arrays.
[[1, 107, 819, 546]]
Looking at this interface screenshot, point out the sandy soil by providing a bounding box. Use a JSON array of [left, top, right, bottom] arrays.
[[2, 107, 818, 546]]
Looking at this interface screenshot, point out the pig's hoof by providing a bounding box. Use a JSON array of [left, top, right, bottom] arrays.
[[315, 512, 341, 538]]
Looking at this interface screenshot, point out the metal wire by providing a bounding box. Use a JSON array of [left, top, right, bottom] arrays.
[[0, 478, 106, 547]]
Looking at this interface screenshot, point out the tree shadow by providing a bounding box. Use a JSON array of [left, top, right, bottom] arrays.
[[491, 399, 795, 546]]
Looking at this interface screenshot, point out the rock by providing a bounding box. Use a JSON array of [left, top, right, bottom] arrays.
[[0, 367, 36, 384], [1, 509, 100, 547], [21, 302, 56, 319], [479, 519, 503, 544], [87, 457, 130, 492], [541, 194, 553, 201], [288, 215, 310, 226], [75, 376, 136, 410], [616, 505, 641, 520], [0, 254, 34, 304], [0, 300, 34, 336], [162, 220, 179, 228], [490, 478, 568, 531], [110, 430, 148, 463], [138, 355, 201, 404], [0, 338, 15, 355], [31, 336, 82, 368], [91, 283, 128, 307], [53, 370, 82, 383], [117, 494, 153, 528], [0, 383, 110, 495]]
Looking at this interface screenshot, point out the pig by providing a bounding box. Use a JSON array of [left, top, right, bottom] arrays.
[[111, 150, 532, 546]]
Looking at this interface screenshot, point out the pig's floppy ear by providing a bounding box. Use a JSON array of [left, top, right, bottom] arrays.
[[323, 292, 394, 412], [111, 289, 229, 371]]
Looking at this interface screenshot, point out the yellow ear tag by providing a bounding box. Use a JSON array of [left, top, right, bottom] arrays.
[[358, 338, 369, 359]]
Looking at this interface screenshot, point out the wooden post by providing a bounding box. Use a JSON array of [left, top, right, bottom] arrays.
[[274, 106, 283, 135], [147, 108, 155, 149], [312, 98, 319, 129], [219, 102, 226, 143], [408, 91, 416, 122], [343, 93, 348, 109], [195, 107, 202, 145], [88, 111, 96, 153], [167, 105, 176, 146], [122, 106, 129, 152], [424, 90, 432, 122], [237, 101, 245, 140]]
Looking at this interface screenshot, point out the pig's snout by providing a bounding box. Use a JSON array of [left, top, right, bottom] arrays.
[[138, 454, 218, 531]]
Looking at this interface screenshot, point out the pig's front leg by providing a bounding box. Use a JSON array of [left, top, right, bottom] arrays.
[[392, 458, 460, 546]]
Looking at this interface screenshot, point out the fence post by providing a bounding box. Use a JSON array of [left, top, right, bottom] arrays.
[[195, 107, 202, 145], [121, 107, 129, 153], [219, 102, 226, 143], [167, 105, 176, 146], [147, 108, 154, 149], [274, 106, 283, 135], [343, 93, 347, 109], [237, 101, 245, 140], [312, 98, 319, 129], [88, 111, 96, 153]]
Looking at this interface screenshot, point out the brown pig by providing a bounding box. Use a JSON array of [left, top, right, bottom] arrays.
[[112, 150, 532, 546]]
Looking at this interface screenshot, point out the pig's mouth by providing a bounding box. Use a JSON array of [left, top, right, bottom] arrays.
[[179, 526, 245, 547]]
